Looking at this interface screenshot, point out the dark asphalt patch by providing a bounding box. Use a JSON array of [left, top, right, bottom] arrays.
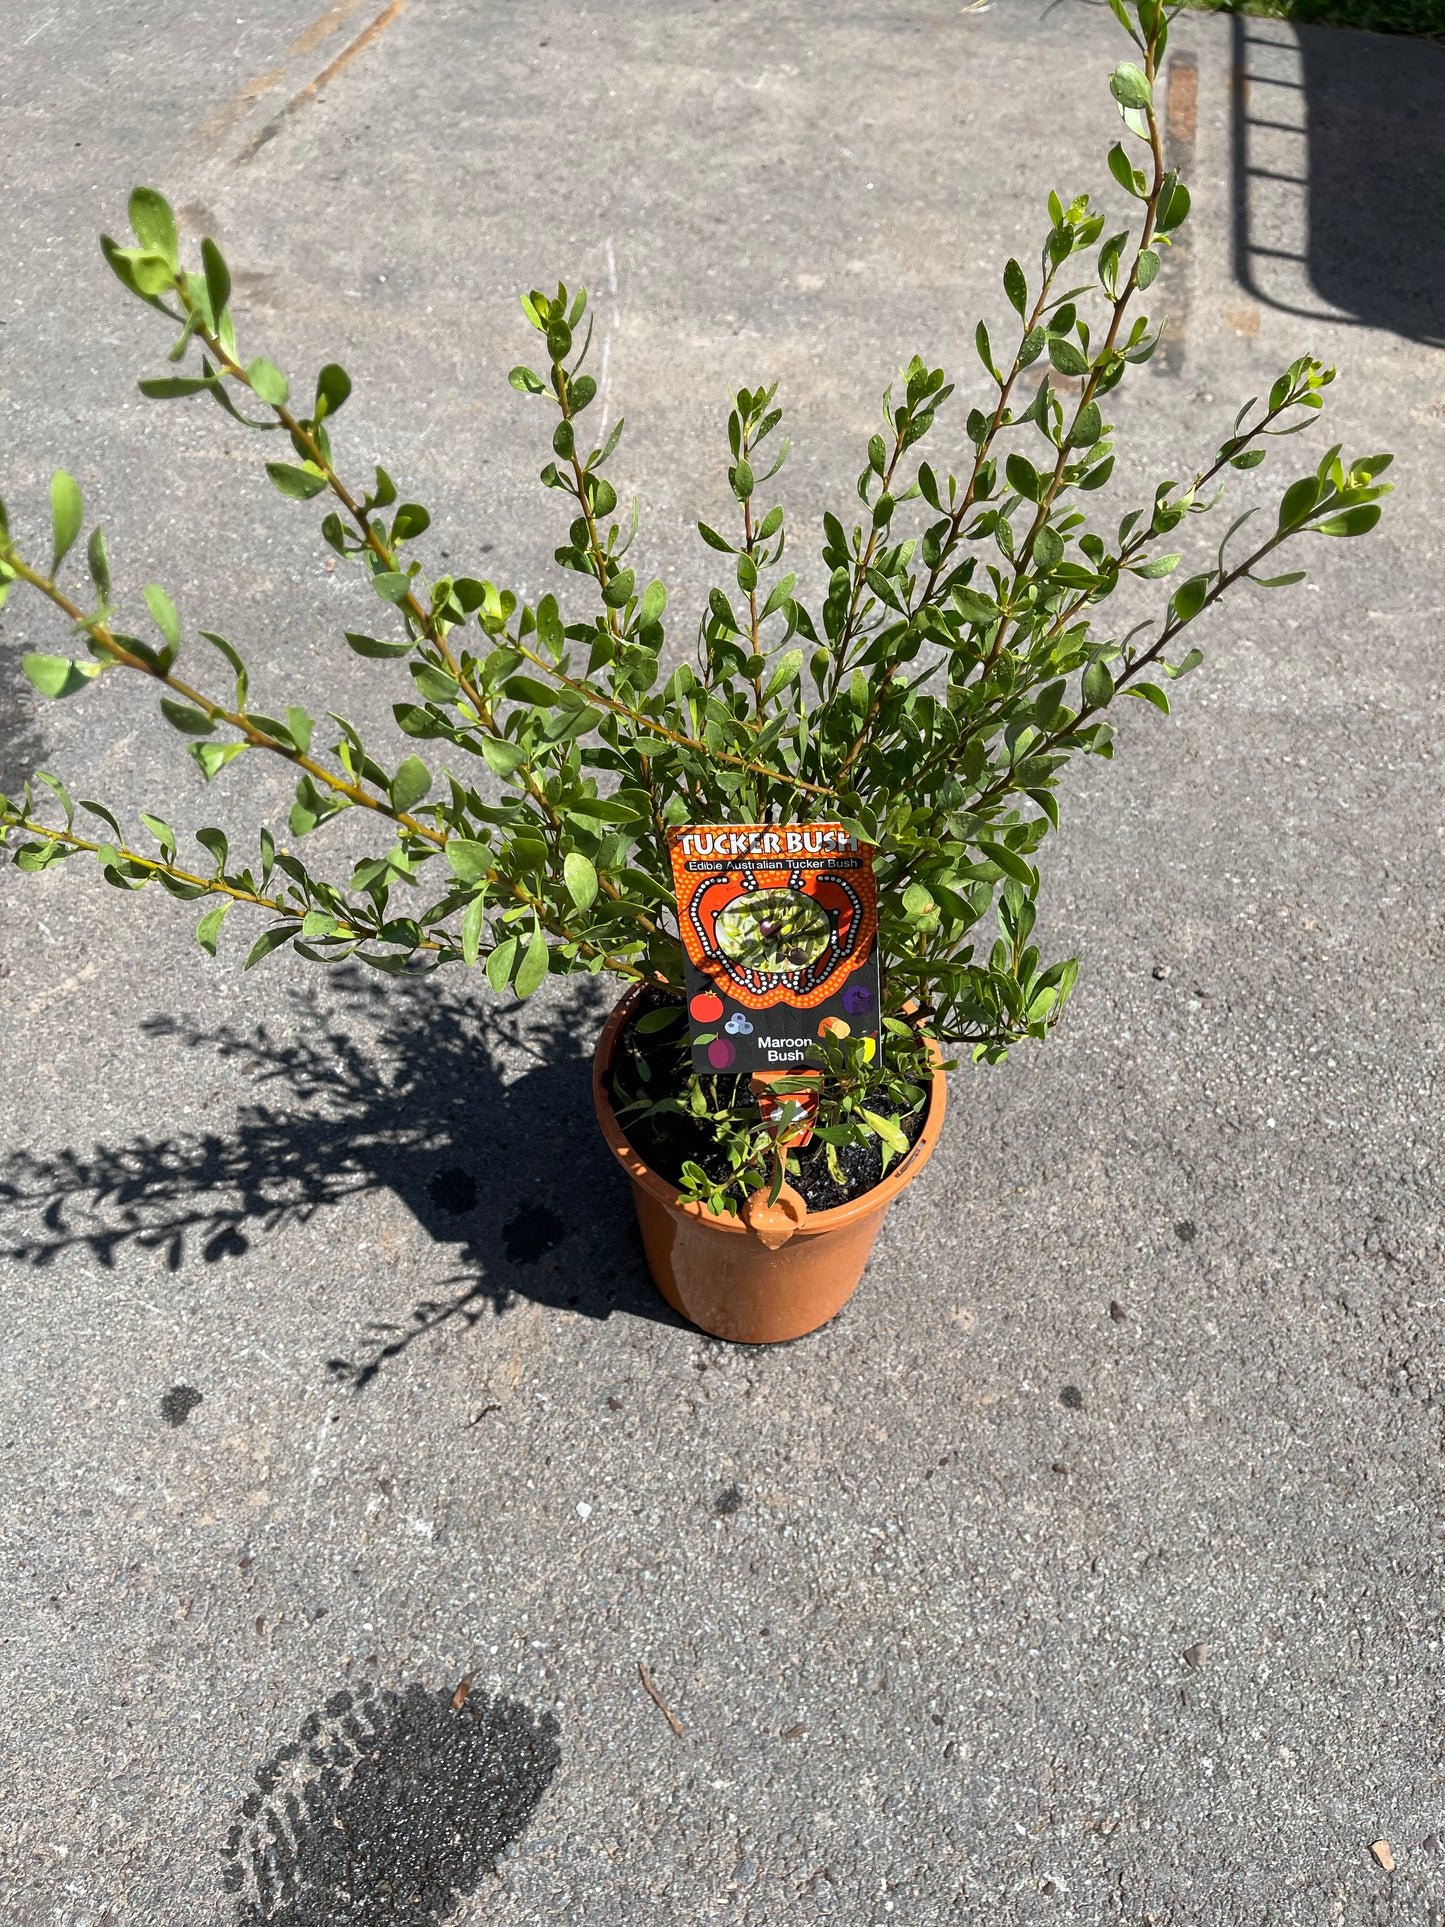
[[222, 1679, 560, 1924]]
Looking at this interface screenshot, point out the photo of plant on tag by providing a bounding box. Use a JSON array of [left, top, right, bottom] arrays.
[[667, 823, 881, 1073]]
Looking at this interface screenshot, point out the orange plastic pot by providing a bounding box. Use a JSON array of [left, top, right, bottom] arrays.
[[591, 986, 948, 1343]]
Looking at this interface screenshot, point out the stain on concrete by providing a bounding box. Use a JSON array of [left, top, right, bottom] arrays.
[[427, 1168, 478, 1216], [160, 1384, 203, 1426], [501, 1203, 564, 1267], [222, 1679, 560, 1924]]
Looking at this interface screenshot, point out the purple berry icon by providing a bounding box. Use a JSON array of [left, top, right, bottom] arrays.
[[707, 1037, 736, 1070], [842, 983, 875, 1016]]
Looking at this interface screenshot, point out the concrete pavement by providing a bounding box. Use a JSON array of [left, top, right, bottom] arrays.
[[2, 2, 1444, 1921]]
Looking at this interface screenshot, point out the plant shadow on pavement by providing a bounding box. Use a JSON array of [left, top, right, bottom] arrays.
[[0, 969, 681, 1386], [222, 1678, 560, 1925]]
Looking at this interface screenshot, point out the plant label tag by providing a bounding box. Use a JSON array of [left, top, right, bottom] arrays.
[[667, 821, 881, 1074]]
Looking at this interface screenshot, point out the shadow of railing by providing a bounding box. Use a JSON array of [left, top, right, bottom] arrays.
[[1232, 11, 1445, 346], [0, 969, 678, 1388]]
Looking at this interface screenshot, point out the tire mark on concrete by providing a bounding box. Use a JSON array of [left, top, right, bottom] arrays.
[[239, 0, 408, 165]]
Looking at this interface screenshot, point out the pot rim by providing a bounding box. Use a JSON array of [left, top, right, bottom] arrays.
[[591, 981, 948, 1238]]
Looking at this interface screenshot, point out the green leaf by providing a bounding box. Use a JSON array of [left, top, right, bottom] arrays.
[[50, 470, 83, 575], [1006, 452, 1042, 502], [514, 929, 550, 998], [371, 572, 412, 603], [1127, 681, 1170, 714], [1068, 401, 1103, 448], [763, 648, 803, 702], [87, 526, 111, 602], [485, 935, 518, 993], [638, 579, 667, 628], [1107, 142, 1145, 198], [509, 364, 546, 394], [160, 696, 215, 736], [481, 738, 527, 778], [201, 237, 231, 328], [246, 357, 289, 406], [635, 1005, 684, 1034], [1131, 552, 1181, 579], [446, 839, 492, 884], [1003, 257, 1027, 318], [23, 653, 99, 699], [392, 503, 431, 543], [1163, 647, 1205, 680], [502, 675, 557, 708], [951, 586, 1001, 625], [200, 630, 249, 708], [281, 706, 312, 753], [564, 850, 599, 911], [195, 901, 229, 956], [461, 892, 486, 966], [1109, 62, 1153, 111], [861, 1109, 910, 1158], [315, 363, 352, 419], [1033, 526, 1064, 571], [144, 583, 180, 649], [245, 924, 296, 970], [1171, 574, 1210, 624], [190, 741, 247, 780], [390, 754, 432, 812], [1250, 569, 1306, 588], [196, 825, 228, 871], [137, 375, 216, 400], [978, 839, 1036, 885], [1048, 338, 1088, 378], [1081, 659, 1114, 708], [266, 461, 328, 501], [697, 522, 736, 555], [601, 568, 635, 609], [1315, 505, 1382, 538], [1277, 475, 1321, 531], [1157, 182, 1191, 232], [345, 630, 413, 659], [140, 810, 177, 859], [128, 187, 179, 270]]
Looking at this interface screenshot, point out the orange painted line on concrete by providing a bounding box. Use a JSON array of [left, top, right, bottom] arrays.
[[241, 0, 406, 161], [1157, 52, 1199, 380], [1166, 54, 1199, 150]]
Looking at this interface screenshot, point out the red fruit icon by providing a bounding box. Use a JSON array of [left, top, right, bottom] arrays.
[[690, 990, 725, 1023]]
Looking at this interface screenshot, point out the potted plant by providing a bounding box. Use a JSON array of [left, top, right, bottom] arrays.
[[0, 0, 1389, 1344]]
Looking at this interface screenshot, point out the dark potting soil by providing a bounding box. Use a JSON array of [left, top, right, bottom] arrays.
[[606, 993, 929, 1214]]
